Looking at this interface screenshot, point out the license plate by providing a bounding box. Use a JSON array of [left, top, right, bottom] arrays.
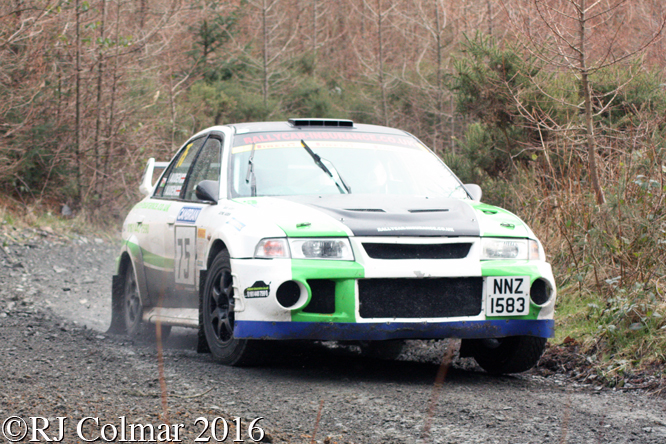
[[485, 276, 530, 316]]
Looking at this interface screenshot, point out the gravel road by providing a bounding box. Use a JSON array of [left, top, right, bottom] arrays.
[[1, 229, 666, 443]]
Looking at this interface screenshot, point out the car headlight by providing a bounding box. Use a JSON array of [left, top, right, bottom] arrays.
[[289, 238, 354, 260], [481, 238, 543, 260], [254, 238, 290, 258]]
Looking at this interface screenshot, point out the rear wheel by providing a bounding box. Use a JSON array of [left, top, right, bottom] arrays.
[[122, 263, 143, 337], [461, 336, 547, 374], [202, 250, 263, 366], [121, 262, 172, 340]]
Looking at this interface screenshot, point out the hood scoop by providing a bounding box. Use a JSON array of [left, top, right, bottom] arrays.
[[345, 208, 386, 213], [408, 208, 449, 213]]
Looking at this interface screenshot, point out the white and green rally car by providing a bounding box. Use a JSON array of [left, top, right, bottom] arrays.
[[110, 118, 556, 373]]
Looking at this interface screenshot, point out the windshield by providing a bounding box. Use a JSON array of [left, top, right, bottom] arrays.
[[229, 131, 468, 199]]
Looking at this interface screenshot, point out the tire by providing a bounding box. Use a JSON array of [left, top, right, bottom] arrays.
[[462, 336, 547, 374], [121, 262, 172, 341], [359, 340, 405, 360], [202, 250, 263, 366], [122, 263, 144, 337]]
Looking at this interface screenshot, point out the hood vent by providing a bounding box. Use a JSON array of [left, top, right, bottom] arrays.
[[344, 208, 386, 212], [408, 208, 449, 213]]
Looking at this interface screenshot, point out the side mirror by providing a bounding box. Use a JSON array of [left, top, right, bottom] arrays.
[[464, 184, 482, 202], [195, 180, 219, 203]]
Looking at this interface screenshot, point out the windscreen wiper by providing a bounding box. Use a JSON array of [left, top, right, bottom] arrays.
[[245, 142, 257, 196], [300, 140, 351, 194]]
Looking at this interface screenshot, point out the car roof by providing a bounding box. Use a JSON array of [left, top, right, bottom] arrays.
[[198, 120, 412, 137]]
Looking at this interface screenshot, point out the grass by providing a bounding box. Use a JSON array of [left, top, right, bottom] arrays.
[[554, 277, 666, 369], [553, 285, 602, 345], [0, 196, 120, 242]]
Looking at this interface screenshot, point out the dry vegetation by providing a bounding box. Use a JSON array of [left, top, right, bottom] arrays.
[[1, 0, 666, 380]]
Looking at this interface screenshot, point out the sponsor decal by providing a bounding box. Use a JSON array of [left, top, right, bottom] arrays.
[[168, 173, 187, 184], [244, 281, 270, 298], [164, 185, 182, 196], [175, 142, 193, 168], [134, 201, 171, 212], [126, 223, 149, 234], [177, 207, 202, 224], [377, 226, 454, 232], [196, 228, 207, 268], [226, 217, 245, 231], [235, 131, 423, 149]]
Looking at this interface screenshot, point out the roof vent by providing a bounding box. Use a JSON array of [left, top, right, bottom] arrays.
[[288, 118, 354, 128]]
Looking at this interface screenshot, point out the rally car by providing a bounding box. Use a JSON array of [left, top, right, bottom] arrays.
[[110, 118, 556, 373]]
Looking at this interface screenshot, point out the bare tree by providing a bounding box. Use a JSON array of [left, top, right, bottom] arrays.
[[503, 0, 665, 204], [75, 0, 82, 202], [221, 0, 300, 110], [349, 0, 400, 126], [397, 0, 453, 151]]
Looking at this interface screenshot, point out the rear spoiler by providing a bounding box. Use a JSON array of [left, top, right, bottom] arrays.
[[139, 158, 170, 196]]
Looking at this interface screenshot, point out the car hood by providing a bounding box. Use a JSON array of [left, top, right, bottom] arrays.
[[279, 194, 482, 237], [233, 195, 532, 238], [234, 194, 497, 237]]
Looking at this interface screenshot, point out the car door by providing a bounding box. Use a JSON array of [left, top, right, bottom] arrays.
[[162, 134, 223, 308], [144, 136, 207, 307]]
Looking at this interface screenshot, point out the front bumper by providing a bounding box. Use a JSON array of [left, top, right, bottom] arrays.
[[234, 319, 554, 340], [229, 236, 556, 341]]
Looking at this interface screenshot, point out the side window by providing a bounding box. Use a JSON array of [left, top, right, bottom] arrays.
[[154, 137, 206, 198], [183, 137, 222, 201]]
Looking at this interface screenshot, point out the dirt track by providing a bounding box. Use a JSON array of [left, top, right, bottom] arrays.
[[1, 229, 666, 443]]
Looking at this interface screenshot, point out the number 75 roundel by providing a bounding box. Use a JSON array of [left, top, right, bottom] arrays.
[[175, 226, 197, 285]]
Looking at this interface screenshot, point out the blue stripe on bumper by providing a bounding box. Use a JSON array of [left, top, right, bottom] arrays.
[[234, 319, 554, 340]]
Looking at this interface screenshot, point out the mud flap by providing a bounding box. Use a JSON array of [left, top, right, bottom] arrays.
[[107, 274, 126, 334], [197, 269, 210, 353]]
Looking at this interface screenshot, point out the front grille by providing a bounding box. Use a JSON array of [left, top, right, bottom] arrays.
[[362, 243, 472, 260], [358, 277, 482, 318], [303, 279, 336, 314]]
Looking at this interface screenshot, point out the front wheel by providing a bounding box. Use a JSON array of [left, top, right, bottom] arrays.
[[359, 340, 405, 360], [202, 250, 263, 366], [461, 336, 547, 374]]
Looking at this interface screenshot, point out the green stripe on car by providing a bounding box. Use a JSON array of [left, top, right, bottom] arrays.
[[290, 259, 364, 323]]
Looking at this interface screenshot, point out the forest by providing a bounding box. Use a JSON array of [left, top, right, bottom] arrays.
[[1, 0, 666, 381]]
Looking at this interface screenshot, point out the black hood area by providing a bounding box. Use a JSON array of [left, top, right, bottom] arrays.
[[278, 194, 480, 237]]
